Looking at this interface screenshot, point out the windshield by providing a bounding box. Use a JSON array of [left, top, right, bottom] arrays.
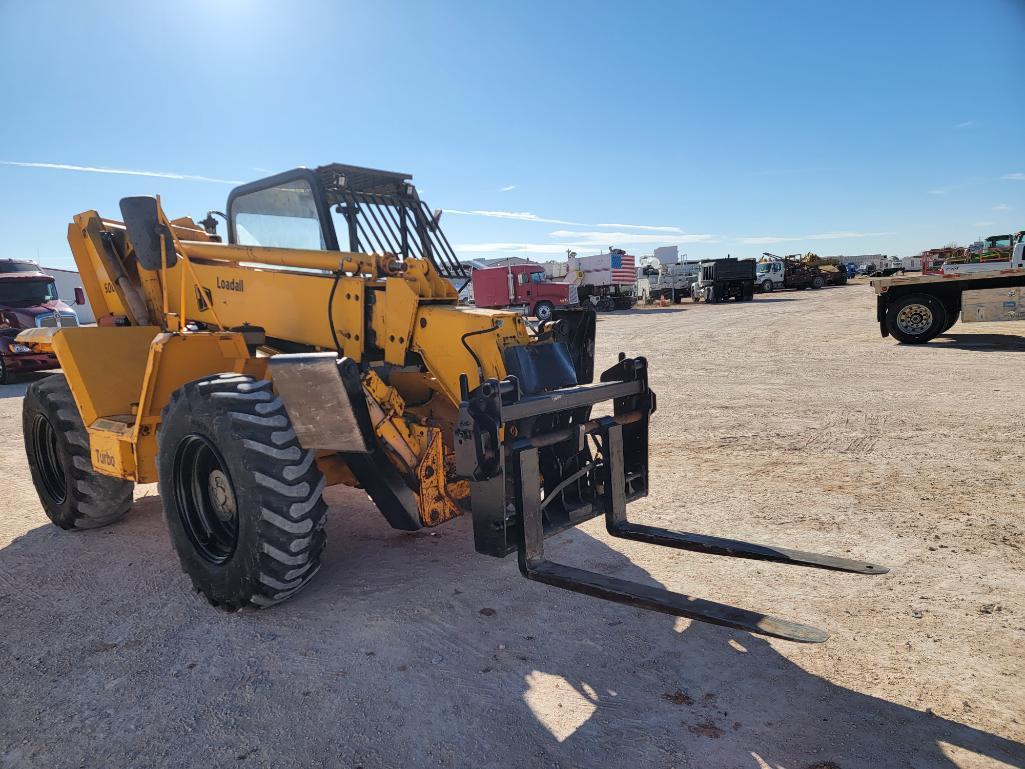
[[756, 263, 771, 273], [0, 261, 40, 274], [232, 179, 326, 250], [530, 271, 546, 283], [0, 279, 57, 307]]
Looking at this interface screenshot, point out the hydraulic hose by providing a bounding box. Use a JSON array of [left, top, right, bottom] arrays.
[[460, 320, 503, 387], [328, 271, 343, 353]]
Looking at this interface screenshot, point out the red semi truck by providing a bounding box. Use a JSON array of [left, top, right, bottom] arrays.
[[0, 259, 83, 384], [471, 264, 578, 320]]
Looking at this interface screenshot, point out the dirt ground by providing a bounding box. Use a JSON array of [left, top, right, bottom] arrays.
[[1, 283, 1023, 769]]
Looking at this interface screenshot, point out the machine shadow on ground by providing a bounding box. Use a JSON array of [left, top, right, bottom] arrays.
[[1, 485, 1022, 769], [932, 332, 1025, 352]]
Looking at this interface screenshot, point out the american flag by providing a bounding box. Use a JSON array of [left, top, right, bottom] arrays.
[[611, 252, 636, 284]]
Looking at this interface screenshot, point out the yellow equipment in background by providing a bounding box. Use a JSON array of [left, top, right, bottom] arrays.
[[18, 164, 884, 640]]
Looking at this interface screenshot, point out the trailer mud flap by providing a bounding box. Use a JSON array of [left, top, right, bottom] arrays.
[[455, 355, 888, 643]]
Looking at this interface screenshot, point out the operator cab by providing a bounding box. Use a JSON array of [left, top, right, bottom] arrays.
[[218, 164, 468, 281]]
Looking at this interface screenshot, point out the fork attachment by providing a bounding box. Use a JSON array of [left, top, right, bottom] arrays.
[[454, 352, 887, 643]]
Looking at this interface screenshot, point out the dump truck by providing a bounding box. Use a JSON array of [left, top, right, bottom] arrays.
[[470, 263, 578, 320], [16, 163, 885, 642], [0, 259, 83, 384], [873, 235, 1025, 343], [691, 257, 756, 302]]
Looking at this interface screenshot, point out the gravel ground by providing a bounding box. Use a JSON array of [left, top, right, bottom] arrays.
[[1, 283, 1023, 769]]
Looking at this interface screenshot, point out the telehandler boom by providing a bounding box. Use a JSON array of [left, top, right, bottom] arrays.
[[18, 164, 885, 642]]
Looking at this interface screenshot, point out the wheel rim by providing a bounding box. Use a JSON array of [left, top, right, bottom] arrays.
[[32, 414, 67, 504], [896, 303, 934, 335], [536, 304, 552, 321], [172, 434, 239, 564]]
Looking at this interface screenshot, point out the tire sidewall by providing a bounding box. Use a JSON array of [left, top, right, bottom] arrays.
[[22, 379, 75, 528], [157, 393, 262, 603], [887, 294, 946, 344], [534, 301, 554, 321]]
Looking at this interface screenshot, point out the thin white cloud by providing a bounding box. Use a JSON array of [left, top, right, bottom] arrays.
[[993, 203, 1011, 212], [455, 242, 583, 254], [737, 231, 894, 245], [927, 188, 948, 195], [446, 208, 685, 233], [955, 121, 976, 129], [0, 160, 242, 184], [499, 184, 517, 192], [594, 223, 684, 233], [549, 229, 715, 245], [1002, 172, 1025, 180], [446, 209, 583, 226], [974, 221, 996, 227]]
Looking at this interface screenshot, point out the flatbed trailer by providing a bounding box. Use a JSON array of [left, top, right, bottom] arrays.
[[872, 242, 1025, 343]]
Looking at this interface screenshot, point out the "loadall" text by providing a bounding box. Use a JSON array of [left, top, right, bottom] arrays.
[[217, 277, 244, 292]]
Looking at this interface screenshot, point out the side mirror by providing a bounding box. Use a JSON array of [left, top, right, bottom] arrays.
[[73, 286, 86, 306], [119, 196, 177, 271]]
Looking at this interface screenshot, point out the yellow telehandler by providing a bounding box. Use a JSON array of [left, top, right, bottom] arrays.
[[17, 164, 885, 641]]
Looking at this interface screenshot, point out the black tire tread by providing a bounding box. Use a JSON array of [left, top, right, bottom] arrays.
[[23, 375, 134, 530], [158, 374, 328, 611]]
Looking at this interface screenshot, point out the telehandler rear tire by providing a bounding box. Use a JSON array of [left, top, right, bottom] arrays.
[[157, 374, 327, 610], [23, 374, 135, 530]]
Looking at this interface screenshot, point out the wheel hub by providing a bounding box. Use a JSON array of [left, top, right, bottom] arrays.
[[32, 414, 67, 504], [896, 303, 933, 335], [172, 433, 239, 564], [207, 469, 236, 522]]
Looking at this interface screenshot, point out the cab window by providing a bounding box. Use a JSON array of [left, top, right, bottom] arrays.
[[232, 179, 325, 250]]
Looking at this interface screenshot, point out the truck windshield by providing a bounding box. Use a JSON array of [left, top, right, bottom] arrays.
[[0, 261, 40, 274], [0, 279, 57, 307], [756, 263, 770, 273]]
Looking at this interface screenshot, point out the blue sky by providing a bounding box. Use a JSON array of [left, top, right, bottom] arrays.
[[1, 0, 1023, 269]]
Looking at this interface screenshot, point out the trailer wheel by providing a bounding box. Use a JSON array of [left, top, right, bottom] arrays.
[[23, 375, 135, 530], [811, 276, 825, 289], [157, 374, 328, 610], [886, 294, 947, 344], [533, 301, 554, 322], [760, 280, 773, 293]]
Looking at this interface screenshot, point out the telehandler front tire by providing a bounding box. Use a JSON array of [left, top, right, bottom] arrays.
[[23, 375, 135, 530], [157, 374, 327, 610]]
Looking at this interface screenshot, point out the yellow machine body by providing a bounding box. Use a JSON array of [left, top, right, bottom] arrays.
[[21, 204, 526, 526]]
